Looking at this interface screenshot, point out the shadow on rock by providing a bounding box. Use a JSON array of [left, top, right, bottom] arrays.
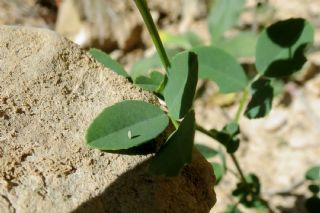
[[71, 150, 216, 213]]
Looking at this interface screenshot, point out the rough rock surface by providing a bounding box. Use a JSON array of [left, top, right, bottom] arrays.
[[0, 26, 216, 213]]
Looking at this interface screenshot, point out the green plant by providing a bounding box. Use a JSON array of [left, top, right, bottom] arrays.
[[305, 166, 320, 213], [85, 0, 315, 212]]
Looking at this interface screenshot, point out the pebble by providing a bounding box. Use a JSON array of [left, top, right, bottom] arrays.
[[264, 110, 288, 132]]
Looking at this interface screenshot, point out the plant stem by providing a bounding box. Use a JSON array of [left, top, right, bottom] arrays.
[[170, 116, 179, 129], [231, 88, 249, 182], [230, 154, 247, 183], [196, 124, 219, 140], [134, 0, 171, 71], [196, 124, 246, 182], [234, 88, 249, 122]]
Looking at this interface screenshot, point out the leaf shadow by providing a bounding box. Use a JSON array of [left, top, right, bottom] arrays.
[[264, 44, 308, 77], [104, 139, 157, 155], [266, 18, 305, 48], [245, 79, 273, 119], [179, 52, 198, 118], [276, 194, 308, 213], [70, 149, 216, 213]]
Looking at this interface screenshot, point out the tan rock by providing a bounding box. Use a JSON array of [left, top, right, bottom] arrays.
[[0, 26, 215, 213]]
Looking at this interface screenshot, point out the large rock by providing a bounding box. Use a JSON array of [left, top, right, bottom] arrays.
[[0, 26, 215, 213]]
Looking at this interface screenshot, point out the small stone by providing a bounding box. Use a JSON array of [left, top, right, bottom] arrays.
[[306, 74, 320, 97], [264, 110, 288, 132]]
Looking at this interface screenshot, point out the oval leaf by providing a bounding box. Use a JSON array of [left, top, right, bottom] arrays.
[[160, 31, 203, 49], [192, 46, 247, 93], [244, 78, 274, 119], [86, 100, 169, 150], [208, 0, 246, 43], [149, 110, 195, 176], [195, 144, 219, 159], [255, 18, 314, 77], [89, 48, 129, 78], [217, 32, 257, 58], [130, 48, 180, 80], [308, 184, 320, 194], [306, 166, 320, 181], [164, 51, 198, 119], [134, 71, 165, 92], [211, 162, 225, 184]]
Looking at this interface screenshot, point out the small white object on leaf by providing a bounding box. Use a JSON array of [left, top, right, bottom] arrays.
[[128, 130, 132, 139]]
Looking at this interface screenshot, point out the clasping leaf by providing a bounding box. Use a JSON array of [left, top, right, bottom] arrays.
[[149, 110, 195, 176]]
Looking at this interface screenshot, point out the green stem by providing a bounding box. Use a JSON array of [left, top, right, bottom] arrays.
[[196, 125, 220, 143], [234, 88, 249, 122], [134, 0, 171, 71], [170, 116, 179, 129], [234, 73, 261, 122], [230, 154, 247, 183], [196, 124, 246, 182]]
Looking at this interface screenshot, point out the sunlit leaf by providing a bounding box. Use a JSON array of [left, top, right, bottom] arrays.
[[192, 46, 247, 93], [211, 162, 225, 184], [135, 71, 165, 92], [245, 79, 273, 119], [195, 144, 219, 159], [160, 31, 203, 49], [86, 100, 169, 150], [223, 204, 242, 213], [164, 51, 198, 119], [256, 18, 314, 77], [89, 48, 129, 78], [130, 48, 180, 80], [217, 32, 257, 58], [208, 0, 246, 43], [306, 166, 320, 181]]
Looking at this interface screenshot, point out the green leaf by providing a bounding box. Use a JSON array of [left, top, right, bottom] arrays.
[[130, 48, 180, 80], [244, 79, 274, 119], [308, 184, 320, 195], [149, 110, 195, 176], [211, 162, 225, 184], [225, 138, 240, 154], [255, 18, 314, 77], [164, 51, 198, 119], [222, 122, 240, 137], [215, 122, 240, 153], [223, 204, 242, 213], [306, 166, 320, 181], [208, 0, 246, 43], [271, 79, 285, 96], [195, 144, 219, 159], [217, 32, 257, 58], [192, 46, 248, 93], [232, 174, 266, 209], [160, 31, 203, 49], [134, 71, 165, 92], [86, 100, 169, 150], [218, 146, 227, 171], [89, 48, 129, 78]]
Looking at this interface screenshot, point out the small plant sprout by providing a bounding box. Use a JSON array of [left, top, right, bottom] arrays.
[[85, 0, 315, 212]]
